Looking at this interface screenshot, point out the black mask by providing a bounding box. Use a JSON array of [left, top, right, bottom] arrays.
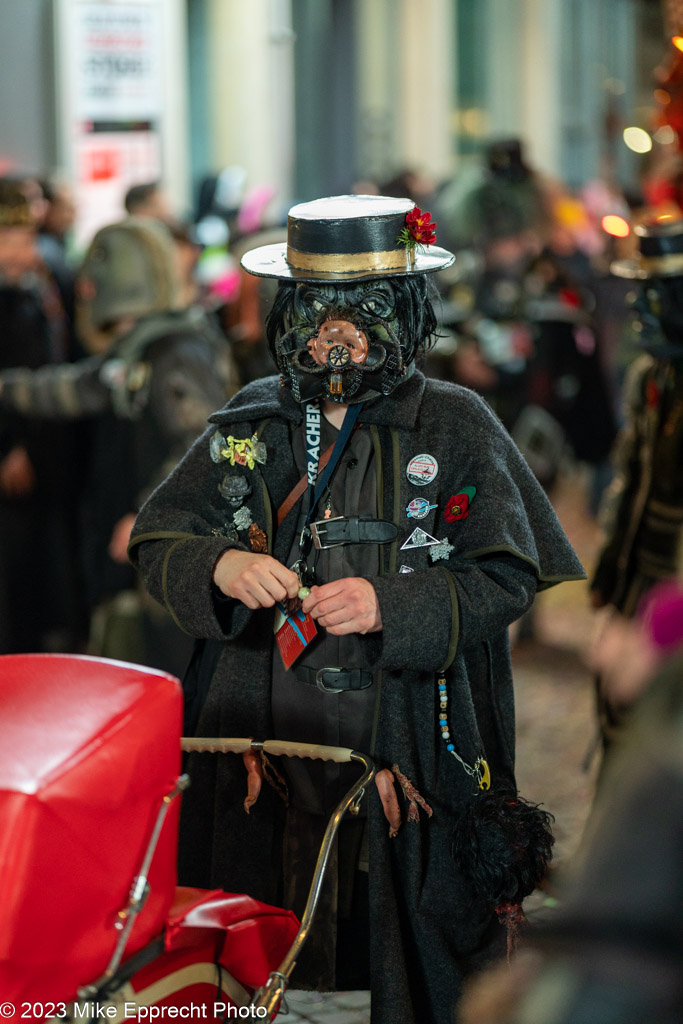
[[632, 276, 683, 351], [266, 276, 437, 404]]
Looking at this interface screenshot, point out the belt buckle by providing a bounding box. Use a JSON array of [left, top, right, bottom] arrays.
[[310, 516, 346, 550], [316, 667, 345, 694]]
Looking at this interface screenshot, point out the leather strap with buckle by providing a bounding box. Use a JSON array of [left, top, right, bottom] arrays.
[[296, 665, 374, 693], [309, 516, 398, 550]]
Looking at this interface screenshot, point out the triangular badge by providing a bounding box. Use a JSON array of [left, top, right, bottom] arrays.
[[400, 527, 440, 550]]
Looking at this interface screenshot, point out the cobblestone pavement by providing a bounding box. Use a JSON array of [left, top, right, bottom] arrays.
[[512, 464, 603, 866], [270, 466, 603, 1023], [272, 990, 371, 1023]]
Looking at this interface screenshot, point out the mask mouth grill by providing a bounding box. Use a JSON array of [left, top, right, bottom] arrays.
[[307, 318, 370, 369]]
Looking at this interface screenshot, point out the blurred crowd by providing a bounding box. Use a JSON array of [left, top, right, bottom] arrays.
[[1, 131, 683, 1023]]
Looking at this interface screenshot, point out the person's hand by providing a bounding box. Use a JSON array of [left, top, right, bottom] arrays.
[[0, 445, 36, 497], [589, 608, 657, 709], [301, 577, 382, 635], [108, 512, 137, 563], [213, 549, 300, 609]]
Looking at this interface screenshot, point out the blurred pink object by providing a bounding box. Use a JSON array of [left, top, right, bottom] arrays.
[[639, 580, 683, 654], [209, 268, 241, 303], [238, 185, 277, 236]]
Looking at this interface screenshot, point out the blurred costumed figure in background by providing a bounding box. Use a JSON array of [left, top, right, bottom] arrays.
[[590, 218, 683, 746], [0, 216, 238, 675]]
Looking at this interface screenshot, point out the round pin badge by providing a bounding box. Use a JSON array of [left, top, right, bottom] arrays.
[[406, 453, 439, 486], [406, 498, 437, 519]]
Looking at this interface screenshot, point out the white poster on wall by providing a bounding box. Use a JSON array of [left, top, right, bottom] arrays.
[[71, 2, 163, 122], [55, 0, 187, 251]]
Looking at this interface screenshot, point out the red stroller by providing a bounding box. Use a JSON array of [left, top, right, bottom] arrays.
[[0, 654, 373, 1021]]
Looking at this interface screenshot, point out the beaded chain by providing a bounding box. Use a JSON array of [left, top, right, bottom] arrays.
[[437, 675, 491, 790]]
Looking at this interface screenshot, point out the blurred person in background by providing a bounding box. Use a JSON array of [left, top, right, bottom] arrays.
[[457, 572, 683, 1024], [37, 175, 80, 355], [432, 157, 621, 509], [39, 176, 76, 253], [39, 175, 77, 265], [426, 139, 548, 431], [191, 167, 252, 352], [590, 217, 683, 749], [0, 178, 85, 652], [435, 138, 550, 255], [519, 248, 618, 493], [123, 179, 172, 222], [0, 216, 239, 676], [167, 219, 203, 307], [379, 166, 439, 209], [223, 183, 285, 384]]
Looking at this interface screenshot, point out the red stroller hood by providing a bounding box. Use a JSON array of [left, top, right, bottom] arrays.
[[0, 654, 183, 1006]]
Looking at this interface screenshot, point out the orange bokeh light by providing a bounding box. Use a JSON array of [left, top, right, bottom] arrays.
[[601, 214, 631, 238], [673, 35, 683, 52]]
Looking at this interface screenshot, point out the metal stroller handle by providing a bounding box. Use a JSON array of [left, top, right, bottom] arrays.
[[181, 736, 355, 763], [182, 737, 375, 1020]]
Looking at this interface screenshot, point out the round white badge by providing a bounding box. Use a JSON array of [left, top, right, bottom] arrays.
[[406, 453, 438, 486]]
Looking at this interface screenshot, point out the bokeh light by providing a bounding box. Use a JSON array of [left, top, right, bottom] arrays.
[[654, 124, 676, 144], [601, 214, 631, 237], [622, 126, 653, 153]]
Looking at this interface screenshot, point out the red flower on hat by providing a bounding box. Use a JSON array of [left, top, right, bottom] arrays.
[[444, 493, 470, 521], [398, 206, 437, 249]]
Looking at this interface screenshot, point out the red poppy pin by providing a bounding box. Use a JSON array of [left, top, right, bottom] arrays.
[[444, 486, 477, 522], [397, 206, 437, 250]]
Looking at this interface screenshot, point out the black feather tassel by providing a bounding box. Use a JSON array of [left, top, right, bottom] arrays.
[[452, 791, 555, 953]]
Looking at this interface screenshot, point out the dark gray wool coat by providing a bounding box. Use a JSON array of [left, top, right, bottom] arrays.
[[129, 370, 585, 1024]]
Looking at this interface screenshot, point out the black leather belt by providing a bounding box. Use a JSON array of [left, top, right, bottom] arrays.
[[296, 665, 374, 693], [309, 515, 398, 550]]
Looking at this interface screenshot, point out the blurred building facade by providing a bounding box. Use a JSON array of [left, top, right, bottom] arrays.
[[0, 0, 668, 238]]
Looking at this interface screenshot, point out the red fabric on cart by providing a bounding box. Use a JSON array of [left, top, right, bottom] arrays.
[[165, 886, 299, 990], [0, 653, 183, 1008], [114, 886, 299, 1015]]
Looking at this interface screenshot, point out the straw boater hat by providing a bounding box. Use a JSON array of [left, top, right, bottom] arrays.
[[240, 194, 454, 282], [611, 217, 683, 279]]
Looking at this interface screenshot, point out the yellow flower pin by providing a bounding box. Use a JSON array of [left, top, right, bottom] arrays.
[[210, 430, 267, 469]]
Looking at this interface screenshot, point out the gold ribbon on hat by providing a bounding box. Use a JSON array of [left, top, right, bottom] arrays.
[[286, 244, 412, 274], [638, 252, 683, 275]]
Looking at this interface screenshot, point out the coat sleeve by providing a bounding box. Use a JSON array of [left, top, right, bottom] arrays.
[[365, 383, 585, 672], [367, 556, 539, 672], [0, 356, 110, 419], [128, 423, 256, 641]]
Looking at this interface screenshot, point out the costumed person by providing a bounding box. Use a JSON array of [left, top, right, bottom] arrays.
[[590, 217, 683, 748], [0, 216, 238, 676], [128, 195, 585, 1024]]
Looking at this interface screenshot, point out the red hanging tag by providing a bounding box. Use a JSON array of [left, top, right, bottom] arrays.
[[273, 604, 318, 669]]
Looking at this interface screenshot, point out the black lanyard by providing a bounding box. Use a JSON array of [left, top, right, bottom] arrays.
[[304, 400, 364, 526], [295, 400, 364, 585]]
